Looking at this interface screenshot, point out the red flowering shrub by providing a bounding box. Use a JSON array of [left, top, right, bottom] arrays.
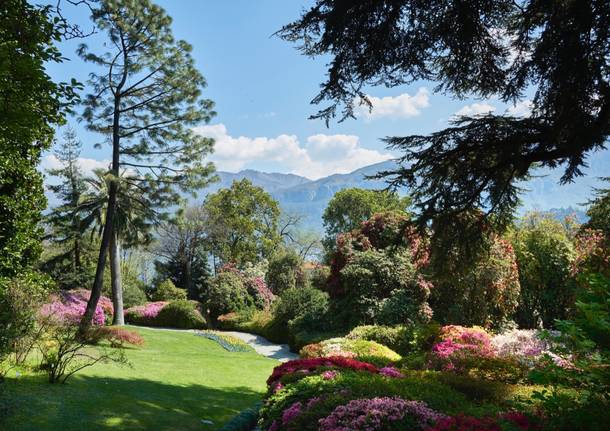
[[573, 228, 610, 278], [87, 326, 145, 347], [267, 357, 378, 387], [428, 412, 540, 431]]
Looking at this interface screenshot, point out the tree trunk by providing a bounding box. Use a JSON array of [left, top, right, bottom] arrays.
[[185, 254, 193, 300], [110, 230, 124, 325]]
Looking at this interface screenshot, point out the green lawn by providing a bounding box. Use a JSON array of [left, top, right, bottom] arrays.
[[0, 327, 278, 430]]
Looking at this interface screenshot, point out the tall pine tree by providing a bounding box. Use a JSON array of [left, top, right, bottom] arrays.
[[44, 127, 92, 289], [77, 0, 216, 329]]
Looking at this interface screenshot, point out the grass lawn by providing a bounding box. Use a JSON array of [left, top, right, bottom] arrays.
[[0, 326, 278, 431]]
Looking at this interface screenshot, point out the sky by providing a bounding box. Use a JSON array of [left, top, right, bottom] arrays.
[[42, 0, 608, 183]]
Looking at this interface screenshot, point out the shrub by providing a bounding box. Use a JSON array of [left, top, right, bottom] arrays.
[[318, 397, 446, 431], [429, 412, 541, 431], [40, 291, 109, 326], [333, 249, 432, 328], [266, 248, 306, 294], [306, 263, 330, 290], [37, 317, 128, 384], [431, 235, 521, 330], [155, 300, 206, 329], [347, 324, 440, 356], [124, 301, 168, 326], [151, 279, 187, 302], [0, 273, 51, 371], [87, 326, 145, 348], [243, 275, 274, 310], [509, 213, 577, 328], [205, 270, 251, 320], [121, 282, 148, 308], [218, 402, 261, 431], [273, 287, 329, 330], [300, 337, 401, 367]]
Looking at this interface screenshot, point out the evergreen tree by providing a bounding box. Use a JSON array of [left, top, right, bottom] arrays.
[[280, 1, 610, 232], [44, 127, 90, 289], [0, 0, 78, 279], [77, 0, 216, 329]]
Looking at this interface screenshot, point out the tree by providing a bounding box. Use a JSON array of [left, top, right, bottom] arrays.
[[44, 127, 91, 289], [585, 178, 610, 236], [0, 0, 78, 279], [279, 1, 610, 230], [78, 0, 216, 329], [509, 212, 576, 328], [266, 248, 306, 295], [322, 188, 410, 252], [153, 206, 211, 301], [204, 179, 281, 267], [78, 169, 155, 324]]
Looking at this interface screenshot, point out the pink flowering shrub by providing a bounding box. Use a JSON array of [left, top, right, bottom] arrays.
[[124, 301, 168, 326], [491, 329, 571, 368], [267, 357, 378, 388], [428, 326, 495, 372], [318, 397, 446, 431], [40, 290, 110, 326], [379, 366, 403, 378]]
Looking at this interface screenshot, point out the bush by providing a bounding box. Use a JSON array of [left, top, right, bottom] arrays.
[[124, 301, 168, 326], [40, 290, 111, 326], [273, 287, 329, 331], [266, 248, 306, 294], [509, 213, 577, 328], [155, 300, 206, 329], [86, 326, 145, 348], [205, 270, 251, 320], [37, 317, 128, 384], [305, 263, 330, 290], [151, 279, 187, 302], [347, 324, 441, 356], [0, 273, 51, 371], [218, 403, 261, 431], [300, 337, 401, 367], [431, 235, 521, 330]]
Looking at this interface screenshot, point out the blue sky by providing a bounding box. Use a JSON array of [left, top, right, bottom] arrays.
[[43, 0, 608, 184]]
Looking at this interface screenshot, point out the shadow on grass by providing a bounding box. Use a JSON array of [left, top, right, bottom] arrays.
[[1, 374, 264, 431]]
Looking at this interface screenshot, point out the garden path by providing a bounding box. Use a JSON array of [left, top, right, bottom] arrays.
[[129, 325, 297, 362]]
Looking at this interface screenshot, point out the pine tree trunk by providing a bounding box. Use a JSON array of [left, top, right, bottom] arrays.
[[185, 254, 193, 299], [110, 230, 124, 325]]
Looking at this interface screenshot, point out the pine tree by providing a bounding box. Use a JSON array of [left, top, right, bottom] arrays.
[[44, 127, 91, 289], [77, 0, 216, 329]]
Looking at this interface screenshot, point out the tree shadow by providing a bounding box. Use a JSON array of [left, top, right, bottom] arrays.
[[1, 374, 264, 430]]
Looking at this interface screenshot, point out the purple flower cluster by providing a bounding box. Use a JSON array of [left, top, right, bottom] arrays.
[[40, 293, 106, 326], [318, 397, 446, 431], [378, 366, 403, 378], [125, 301, 168, 320]]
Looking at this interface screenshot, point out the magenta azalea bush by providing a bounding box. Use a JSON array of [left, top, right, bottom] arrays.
[[318, 397, 446, 431], [428, 326, 496, 372], [124, 301, 168, 326], [40, 290, 111, 325]]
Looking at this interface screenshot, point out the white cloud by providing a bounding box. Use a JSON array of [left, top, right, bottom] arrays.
[[507, 100, 533, 117], [41, 154, 111, 177], [454, 102, 496, 118], [193, 124, 393, 180], [355, 87, 430, 120]]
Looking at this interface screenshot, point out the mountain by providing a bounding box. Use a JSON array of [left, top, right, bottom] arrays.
[[208, 151, 608, 231]]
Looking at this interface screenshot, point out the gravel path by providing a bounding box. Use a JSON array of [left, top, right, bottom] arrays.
[[130, 325, 297, 362], [221, 331, 298, 362]]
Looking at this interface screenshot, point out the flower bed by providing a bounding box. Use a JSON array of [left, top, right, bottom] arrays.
[[198, 331, 253, 352], [299, 337, 401, 366]]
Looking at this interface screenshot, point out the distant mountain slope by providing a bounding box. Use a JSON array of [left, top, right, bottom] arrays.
[[208, 169, 311, 194]]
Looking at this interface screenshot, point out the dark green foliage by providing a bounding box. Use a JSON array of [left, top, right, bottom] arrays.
[[0, 273, 53, 371], [205, 271, 251, 320], [585, 178, 610, 236], [280, 1, 610, 232], [509, 213, 577, 328], [335, 249, 432, 328], [273, 287, 330, 332], [529, 273, 610, 430], [218, 403, 261, 431], [322, 188, 410, 253], [430, 218, 520, 329], [151, 279, 187, 302], [347, 324, 440, 356], [265, 248, 306, 294], [155, 300, 206, 329], [120, 281, 147, 309], [0, 0, 77, 278], [204, 179, 281, 267], [44, 127, 91, 290]]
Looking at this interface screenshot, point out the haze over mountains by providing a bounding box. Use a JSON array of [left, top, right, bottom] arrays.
[[207, 150, 609, 231]]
